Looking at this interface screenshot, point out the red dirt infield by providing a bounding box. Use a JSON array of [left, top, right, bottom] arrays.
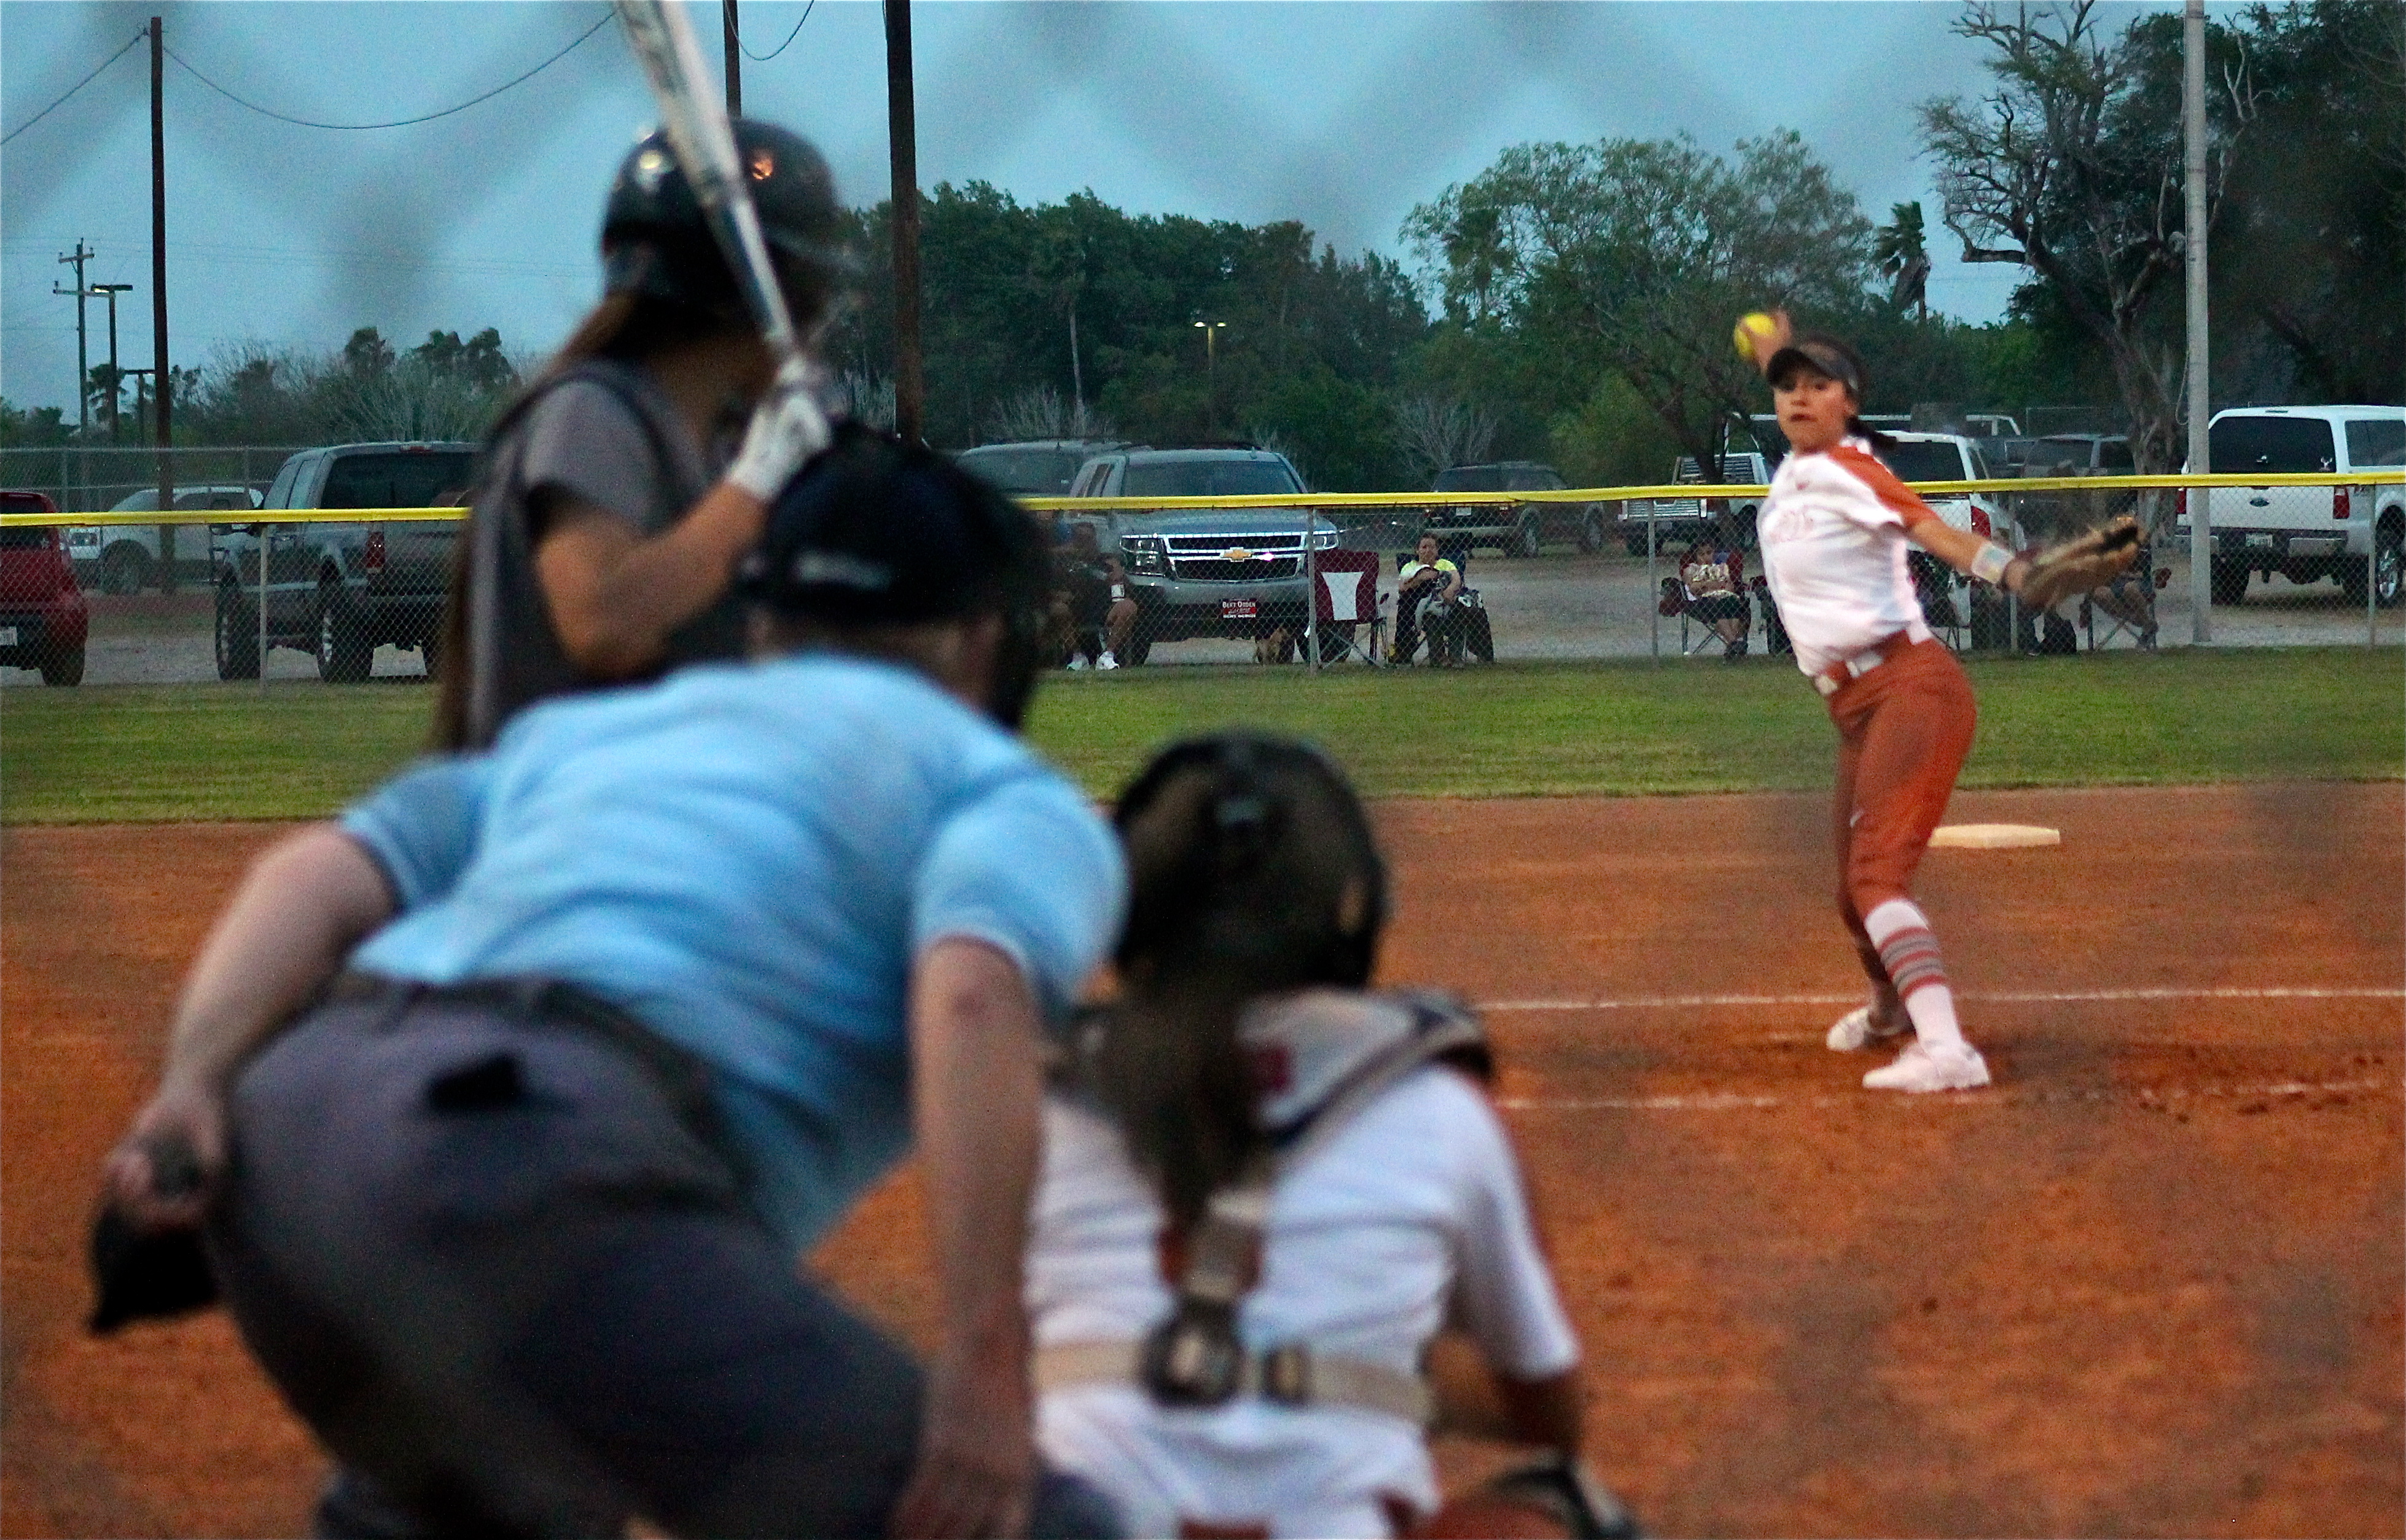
[[5, 785, 2399, 1538]]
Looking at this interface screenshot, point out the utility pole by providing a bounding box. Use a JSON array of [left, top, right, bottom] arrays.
[[884, 0, 923, 444], [93, 284, 133, 441], [53, 241, 94, 438], [151, 16, 177, 589], [2182, 0, 2211, 645], [1193, 320, 1226, 437], [722, 0, 741, 116]]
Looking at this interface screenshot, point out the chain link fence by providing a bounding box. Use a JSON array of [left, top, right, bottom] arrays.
[[0, 445, 314, 598], [0, 465, 2397, 693]]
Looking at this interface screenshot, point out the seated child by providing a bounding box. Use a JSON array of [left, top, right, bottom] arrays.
[[1026, 732, 1635, 1539]]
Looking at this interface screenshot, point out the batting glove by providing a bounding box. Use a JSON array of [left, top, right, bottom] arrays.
[[726, 359, 833, 502]]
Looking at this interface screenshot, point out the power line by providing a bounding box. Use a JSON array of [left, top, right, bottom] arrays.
[[160, 9, 612, 131], [738, 1, 815, 61], [1, 29, 146, 146]]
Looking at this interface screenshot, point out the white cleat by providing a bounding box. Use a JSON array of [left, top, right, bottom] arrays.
[[1826, 1004, 1909, 1052], [1066, 656, 1090, 671], [1097, 651, 1119, 670], [1863, 1041, 1991, 1093]]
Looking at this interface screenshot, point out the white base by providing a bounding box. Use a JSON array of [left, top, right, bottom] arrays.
[[1929, 823, 2061, 850]]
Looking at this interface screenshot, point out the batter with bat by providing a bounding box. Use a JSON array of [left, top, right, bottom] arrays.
[[1737, 313, 2136, 1092], [434, 115, 844, 749]]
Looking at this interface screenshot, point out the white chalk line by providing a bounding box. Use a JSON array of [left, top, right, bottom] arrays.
[[1479, 987, 2405, 1013], [1494, 1077, 2397, 1113]]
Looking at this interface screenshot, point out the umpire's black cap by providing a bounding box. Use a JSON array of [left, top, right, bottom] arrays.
[[739, 423, 1041, 622], [736, 426, 1053, 722]]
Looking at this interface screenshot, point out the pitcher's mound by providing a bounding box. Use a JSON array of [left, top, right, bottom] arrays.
[[1931, 823, 2061, 850]]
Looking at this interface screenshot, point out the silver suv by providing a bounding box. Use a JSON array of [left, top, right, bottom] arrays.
[[1066, 448, 1336, 660]]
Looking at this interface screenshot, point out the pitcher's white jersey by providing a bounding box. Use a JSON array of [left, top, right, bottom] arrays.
[[1759, 438, 1938, 678]]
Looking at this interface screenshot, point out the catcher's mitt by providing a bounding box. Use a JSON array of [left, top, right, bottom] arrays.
[[2017, 516, 2142, 611], [1416, 1454, 1642, 1539]]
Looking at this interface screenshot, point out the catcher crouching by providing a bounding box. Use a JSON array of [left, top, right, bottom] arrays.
[[1027, 732, 1639, 1538]]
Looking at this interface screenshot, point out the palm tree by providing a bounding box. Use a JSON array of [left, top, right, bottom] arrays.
[[1875, 201, 1932, 319]]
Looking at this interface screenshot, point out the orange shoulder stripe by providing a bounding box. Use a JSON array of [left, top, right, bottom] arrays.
[[1827, 444, 1936, 528]]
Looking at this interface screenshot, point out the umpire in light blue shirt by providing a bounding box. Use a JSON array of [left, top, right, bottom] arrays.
[[101, 427, 1127, 1540]]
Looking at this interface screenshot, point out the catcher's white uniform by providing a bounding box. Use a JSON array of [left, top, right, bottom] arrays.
[[1026, 993, 1579, 1538]]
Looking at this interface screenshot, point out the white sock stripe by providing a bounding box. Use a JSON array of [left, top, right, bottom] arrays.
[[1860, 897, 1932, 947], [1477, 987, 2406, 1011], [1877, 931, 1948, 992]]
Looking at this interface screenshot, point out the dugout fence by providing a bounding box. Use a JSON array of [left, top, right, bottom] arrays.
[[0, 470, 2397, 693]]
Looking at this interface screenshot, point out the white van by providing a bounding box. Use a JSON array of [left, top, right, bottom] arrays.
[[2179, 405, 2406, 606]]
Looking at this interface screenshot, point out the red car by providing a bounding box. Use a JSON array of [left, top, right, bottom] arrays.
[[1, 491, 89, 686]]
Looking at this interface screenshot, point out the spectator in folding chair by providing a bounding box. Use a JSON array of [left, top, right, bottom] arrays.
[[2080, 534, 2165, 651], [1055, 523, 1139, 670], [1389, 534, 1467, 666], [1670, 524, 1753, 660]]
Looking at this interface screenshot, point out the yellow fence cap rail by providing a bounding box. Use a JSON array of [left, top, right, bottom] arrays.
[[0, 467, 2395, 526]]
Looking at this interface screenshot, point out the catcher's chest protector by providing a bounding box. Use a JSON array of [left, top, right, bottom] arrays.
[[1140, 991, 1489, 1410]]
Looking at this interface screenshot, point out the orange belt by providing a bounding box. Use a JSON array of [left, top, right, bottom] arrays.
[[1813, 630, 1919, 698]]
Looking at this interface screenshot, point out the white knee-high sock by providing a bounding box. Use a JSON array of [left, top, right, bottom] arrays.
[[1862, 898, 1967, 1053]]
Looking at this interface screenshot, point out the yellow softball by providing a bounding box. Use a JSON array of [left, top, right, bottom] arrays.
[[1733, 311, 1779, 361]]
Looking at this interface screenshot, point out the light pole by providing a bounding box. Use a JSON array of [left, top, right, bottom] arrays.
[[92, 283, 133, 440], [2181, 0, 2212, 645], [1192, 319, 1225, 437], [53, 242, 94, 439]]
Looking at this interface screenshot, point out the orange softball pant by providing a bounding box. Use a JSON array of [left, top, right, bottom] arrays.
[[1825, 638, 1977, 993]]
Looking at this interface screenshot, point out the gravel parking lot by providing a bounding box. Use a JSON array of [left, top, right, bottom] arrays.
[[3, 548, 2396, 689]]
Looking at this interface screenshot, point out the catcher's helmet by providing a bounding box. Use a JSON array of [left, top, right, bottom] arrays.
[[1112, 732, 1390, 990], [602, 119, 854, 322]]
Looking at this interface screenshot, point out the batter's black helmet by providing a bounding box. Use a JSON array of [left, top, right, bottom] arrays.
[[602, 119, 854, 322]]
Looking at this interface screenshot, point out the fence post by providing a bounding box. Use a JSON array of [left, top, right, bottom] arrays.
[[258, 521, 270, 696], [1305, 519, 1320, 676], [2370, 528, 2378, 649], [1647, 504, 1660, 664]]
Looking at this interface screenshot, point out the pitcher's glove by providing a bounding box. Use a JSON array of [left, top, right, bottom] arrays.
[[1478, 1454, 1642, 1540], [2014, 516, 2142, 611]]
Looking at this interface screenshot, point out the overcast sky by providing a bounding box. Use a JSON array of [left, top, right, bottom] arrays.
[[3, 1, 2213, 418]]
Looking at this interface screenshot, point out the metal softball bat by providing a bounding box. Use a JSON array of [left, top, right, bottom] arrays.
[[611, 0, 805, 372]]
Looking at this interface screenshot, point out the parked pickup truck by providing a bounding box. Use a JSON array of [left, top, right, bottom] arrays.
[[66, 485, 262, 594], [2176, 405, 2406, 608], [211, 441, 475, 682], [1064, 447, 1338, 663], [1620, 452, 1776, 552], [1420, 461, 1606, 558]]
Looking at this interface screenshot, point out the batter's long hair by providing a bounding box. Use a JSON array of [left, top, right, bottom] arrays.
[[1087, 735, 1389, 1228]]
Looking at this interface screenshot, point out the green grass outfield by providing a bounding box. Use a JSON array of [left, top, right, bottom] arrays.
[[5, 647, 2399, 824]]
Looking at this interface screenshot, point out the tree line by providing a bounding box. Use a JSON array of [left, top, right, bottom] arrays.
[[0, 325, 520, 453], [6, 1, 2391, 488]]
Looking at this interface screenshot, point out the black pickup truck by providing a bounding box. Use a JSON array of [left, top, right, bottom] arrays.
[[212, 442, 475, 682]]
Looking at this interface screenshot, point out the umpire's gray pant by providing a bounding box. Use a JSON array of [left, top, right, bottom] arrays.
[[208, 985, 1119, 1540]]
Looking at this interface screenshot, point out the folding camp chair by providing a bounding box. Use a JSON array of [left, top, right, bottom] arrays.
[[1309, 548, 1385, 665], [2080, 549, 2167, 651]]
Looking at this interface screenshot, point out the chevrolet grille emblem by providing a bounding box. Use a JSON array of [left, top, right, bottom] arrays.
[[1221, 548, 1256, 562]]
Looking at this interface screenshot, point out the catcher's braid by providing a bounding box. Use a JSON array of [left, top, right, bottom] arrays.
[[2017, 515, 2142, 611]]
